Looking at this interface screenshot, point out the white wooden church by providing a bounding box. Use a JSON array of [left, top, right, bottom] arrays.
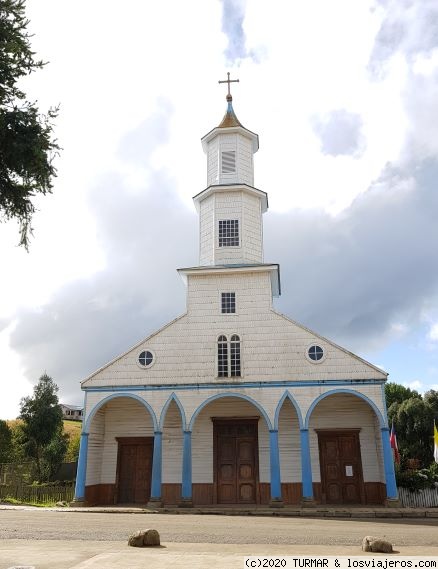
[[74, 76, 398, 508]]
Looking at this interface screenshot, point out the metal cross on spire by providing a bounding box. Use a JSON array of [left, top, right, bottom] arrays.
[[218, 72, 239, 100]]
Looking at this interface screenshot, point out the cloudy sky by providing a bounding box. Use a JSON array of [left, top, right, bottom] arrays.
[[1, 0, 438, 419]]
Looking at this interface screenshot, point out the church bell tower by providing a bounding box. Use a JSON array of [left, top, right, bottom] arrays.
[[179, 74, 280, 299], [193, 73, 270, 268]]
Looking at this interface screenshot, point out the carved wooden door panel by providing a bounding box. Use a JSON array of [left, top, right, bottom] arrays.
[[116, 438, 153, 504], [215, 421, 258, 504], [236, 437, 256, 503], [217, 432, 237, 503], [318, 431, 364, 505]]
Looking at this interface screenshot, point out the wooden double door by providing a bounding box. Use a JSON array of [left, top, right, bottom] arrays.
[[214, 419, 259, 504], [116, 437, 153, 504], [318, 430, 365, 504]]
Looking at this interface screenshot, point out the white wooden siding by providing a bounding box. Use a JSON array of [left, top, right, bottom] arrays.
[[206, 137, 219, 185], [162, 400, 183, 483], [199, 195, 215, 266], [278, 398, 301, 482], [241, 192, 263, 263], [191, 397, 270, 483], [206, 133, 254, 187], [86, 408, 104, 486], [213, 191, 263, 265], [308, 393, 384, 483], [83, 270, 386, 388]]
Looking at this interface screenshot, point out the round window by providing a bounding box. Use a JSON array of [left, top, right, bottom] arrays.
[[138, 350, 154, 367], [308, 345, 324, 361]]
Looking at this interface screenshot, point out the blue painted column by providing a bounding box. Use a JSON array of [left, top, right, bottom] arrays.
[[74, 432, 89, 502], [269, 429, 283, 506], [381, 427, 398, 499], [180, 430, 193, 506], [149, 431, 163, 505], [300, 428, 314, 500]]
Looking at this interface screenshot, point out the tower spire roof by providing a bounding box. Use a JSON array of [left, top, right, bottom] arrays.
[[201, 73, 259, 153]]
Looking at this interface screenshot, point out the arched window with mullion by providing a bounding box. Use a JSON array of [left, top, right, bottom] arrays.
[[230, 334, 241, 377], [218, 335, 228, 377]]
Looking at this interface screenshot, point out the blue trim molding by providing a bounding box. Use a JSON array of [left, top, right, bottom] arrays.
[[381, 427, 398, 499], [181, 430, 192, 499], [300, 429, 313, 499], [150, 431, 163, 499], [83, 392, 158, 433], [74, 433, 89, 501], [269, 430, 282, 500], [84, 378, 385, 394], [188, 392, 273, 430], [304, 388, 385, 428]]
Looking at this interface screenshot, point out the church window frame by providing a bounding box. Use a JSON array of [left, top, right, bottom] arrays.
[[221, 292, 236, 314], [217, 334, 242, 378], [230, 334, 241, 377], [218, 219, 239, 247], [306, 344, 326, 364], [217, 335, 228, 377], [137, 349, 155, 369]]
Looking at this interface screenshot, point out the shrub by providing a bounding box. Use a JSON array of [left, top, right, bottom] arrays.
[[396, 463, 438, 492]]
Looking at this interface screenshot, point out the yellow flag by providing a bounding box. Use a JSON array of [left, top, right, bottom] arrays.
[[434, 421, 438, 463]]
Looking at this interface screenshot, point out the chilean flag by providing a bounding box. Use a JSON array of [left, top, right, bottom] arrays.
[[390, 422, 400, 464]]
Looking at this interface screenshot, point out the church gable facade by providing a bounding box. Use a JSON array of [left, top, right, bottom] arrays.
[[74, 79, 397, 508]]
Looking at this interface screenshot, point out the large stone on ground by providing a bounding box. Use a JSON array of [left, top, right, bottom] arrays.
[[143, 529, 160, 546], [128, 529, 160, 547], [362, 536, 393, 553]]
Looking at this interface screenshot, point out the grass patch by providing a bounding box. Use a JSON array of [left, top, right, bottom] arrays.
[[63, 420, 82, 437], [1, 496, 59, 507]]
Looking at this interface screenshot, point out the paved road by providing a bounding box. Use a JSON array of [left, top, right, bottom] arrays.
[[0, 509, 437, 546]]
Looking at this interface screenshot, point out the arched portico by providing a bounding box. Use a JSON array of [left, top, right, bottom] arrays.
[[305, 390, 393, 505], [180, 393, 281, 506], [74, 394, 158, 505]]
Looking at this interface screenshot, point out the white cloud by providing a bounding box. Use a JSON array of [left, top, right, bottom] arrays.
[[428, 323, 438, 342], [3, 0, 438, 417], [402, 380, 423, 392]]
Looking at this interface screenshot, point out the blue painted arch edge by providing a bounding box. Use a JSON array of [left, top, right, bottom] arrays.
[[304, 388, 385, 429], [83, 392, 158, 433], [273, 390, 304, 429], [188, 392, 273, 431], [159, 392, 187, 430]]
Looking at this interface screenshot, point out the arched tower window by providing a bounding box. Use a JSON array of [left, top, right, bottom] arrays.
[[218, 335, 228, 377]]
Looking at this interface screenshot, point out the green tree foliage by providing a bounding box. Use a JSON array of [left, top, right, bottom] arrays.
[[65, 430, 80, 462], [0, 0, 59, 248], [385, 383, 437, 467], [424, 390, 438, 419], [0, 419, 13, 463], [385, 382, 420, 409], [389, 397, 434, 466], [19, 373, 67, 481], [8, 420, 26, 462], [41, 426, 68, 480]]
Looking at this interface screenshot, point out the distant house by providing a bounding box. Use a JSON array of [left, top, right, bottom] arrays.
[[61, 404, 83, 421]]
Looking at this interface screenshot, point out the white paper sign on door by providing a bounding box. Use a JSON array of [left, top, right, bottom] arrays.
[[345, 465, 353, 477]]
